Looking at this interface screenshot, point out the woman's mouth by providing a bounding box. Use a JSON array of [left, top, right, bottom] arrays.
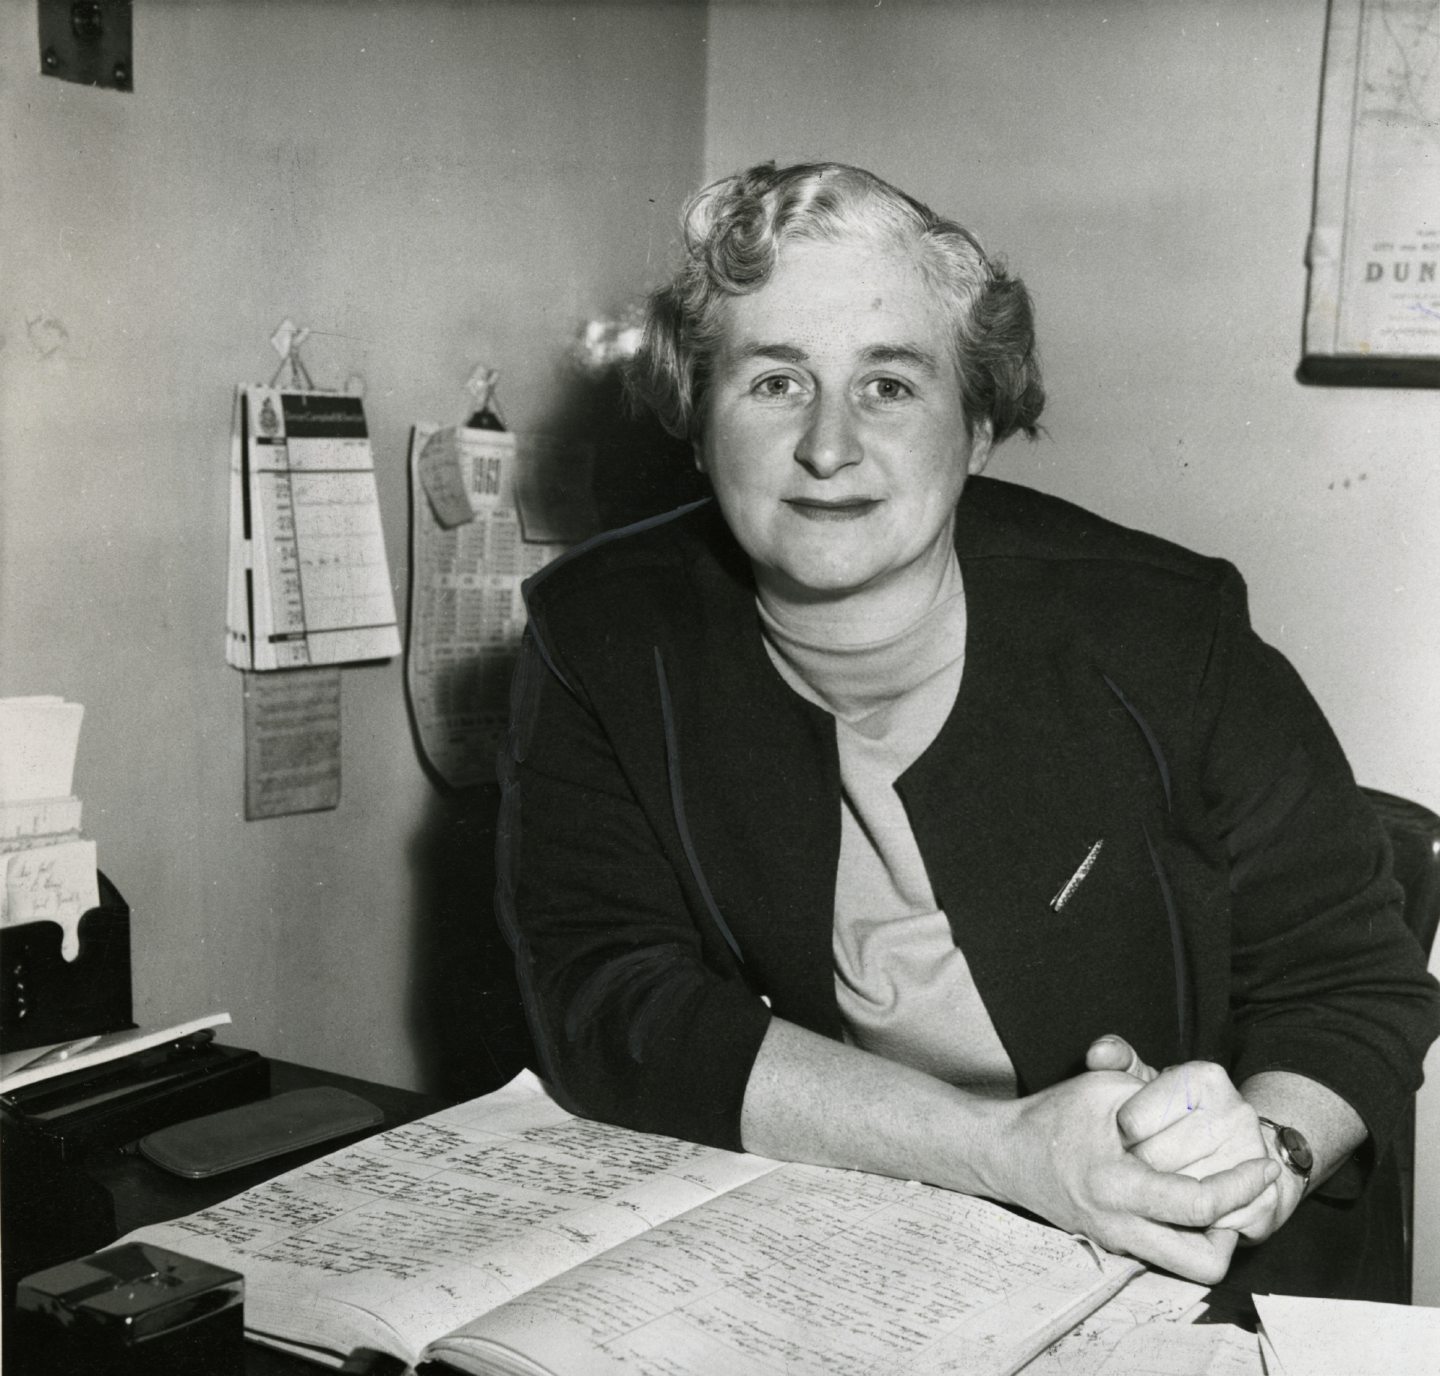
[[783, 497, 881, 522]]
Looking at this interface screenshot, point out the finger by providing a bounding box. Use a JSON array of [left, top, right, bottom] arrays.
[[1109, 1218, 1240, 1286], [1210, 1205, 1263, 1234], [1128, 1110, 1264, 1176], [1213, 1182, 1279, 1235], [1131, 1129, 1230, 1177], [1116, 1062, 1238, 1146], [1085, 1035, 1158, 1082], [1115, 1070, 1199, 1147], [1110, 1155, 1280, 1230]]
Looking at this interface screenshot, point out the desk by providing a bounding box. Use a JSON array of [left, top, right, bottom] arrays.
[[3, 1054, 449, 1375]]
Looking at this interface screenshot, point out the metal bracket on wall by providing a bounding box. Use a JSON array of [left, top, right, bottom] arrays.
[[38, 0, 133, 92]]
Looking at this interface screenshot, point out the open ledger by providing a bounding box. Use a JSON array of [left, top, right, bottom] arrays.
[[122, 1071, 1144, 1376]]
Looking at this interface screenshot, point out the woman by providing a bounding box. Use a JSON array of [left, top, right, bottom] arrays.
[[497, 162, 1438, 1295]]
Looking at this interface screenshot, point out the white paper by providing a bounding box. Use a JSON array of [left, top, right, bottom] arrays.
[[1093, 1321, 1261, 1375], [417, 428, 481, 528], [1255, 1292, 1440, 1376], [242, 668, 342, 819], [0, 795, 83, 846], [1, 838, 99, 959], [405, 424, 592, 789], [1025, 1269, 1212, 1374], [0, 698, 84, 803], [229, 388, 401, 671], [0, 1011, 233, 1092], [440, 1167, 1138, 1376]]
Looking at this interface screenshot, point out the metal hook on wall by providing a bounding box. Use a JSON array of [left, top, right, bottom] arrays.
[[268, 319, 317, 391]]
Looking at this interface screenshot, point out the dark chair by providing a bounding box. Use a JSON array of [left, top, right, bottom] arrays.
[[1362, 786, 1440, 1300], [1223, 787, 1440, 1304]]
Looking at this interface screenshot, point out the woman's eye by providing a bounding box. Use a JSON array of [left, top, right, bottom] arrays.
[[754, 375, 800, 398], [867, 377, 913, 401]]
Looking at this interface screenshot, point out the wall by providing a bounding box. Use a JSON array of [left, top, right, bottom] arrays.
[[703, 0, 1440, 1303], [0, 0, 706, 1096], [4, 0, 1437, 1305]]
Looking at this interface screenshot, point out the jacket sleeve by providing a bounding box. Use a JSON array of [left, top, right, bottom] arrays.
[[495, 623, 772, 1151], [1200, 569, 1440, 1162]]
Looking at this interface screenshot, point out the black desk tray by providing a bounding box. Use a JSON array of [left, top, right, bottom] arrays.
[[2, 1040, 269, 1163], [1, 872, 134, 1054]]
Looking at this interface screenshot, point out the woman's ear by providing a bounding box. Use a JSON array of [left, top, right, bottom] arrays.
[[692, 440, 707, 474], [967, 420, 994, 477]]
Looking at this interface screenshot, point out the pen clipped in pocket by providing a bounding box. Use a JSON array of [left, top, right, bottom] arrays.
[[1050, 839, 1104, 913]]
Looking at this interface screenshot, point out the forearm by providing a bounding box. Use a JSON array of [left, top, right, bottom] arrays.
[[741, 1017, 1279, 1284], [740, 1016, 1008, 1197]]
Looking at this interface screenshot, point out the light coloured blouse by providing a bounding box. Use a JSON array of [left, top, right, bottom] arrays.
[[758, 555, 1017, 1097]]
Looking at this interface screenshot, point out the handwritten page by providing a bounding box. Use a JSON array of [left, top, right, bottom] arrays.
[[1025, 1269, 1210, 1374], [121, 1071, 1139, 1375], [0, 796, 83, 850], [438, 1166, 1137, 1376], [1, 838, 98, 960], [1091, 1321, 1260, 1375], [123, 1072, 778, 1366], [242, 668, 342, 820]]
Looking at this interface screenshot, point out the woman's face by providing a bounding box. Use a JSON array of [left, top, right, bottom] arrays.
[[698, 237, 990, 607]]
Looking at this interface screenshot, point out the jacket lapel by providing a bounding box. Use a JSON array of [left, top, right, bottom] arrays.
[[900, 554, 1190, 1091], [663, 513, 845, 1037]]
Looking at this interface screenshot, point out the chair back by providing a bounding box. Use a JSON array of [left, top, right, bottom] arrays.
[[1365, 788, 1440, 957], [1361, 786, 1440, 1301]]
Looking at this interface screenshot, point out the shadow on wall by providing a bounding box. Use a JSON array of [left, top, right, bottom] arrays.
[[405, 366, 706, 1101], [556, 366, 709, 535]]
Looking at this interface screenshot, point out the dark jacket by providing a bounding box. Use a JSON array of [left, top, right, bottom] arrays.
[[496, 476, 1438, 1295]]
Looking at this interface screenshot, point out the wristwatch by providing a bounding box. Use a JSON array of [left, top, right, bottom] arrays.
[[1257, 1117, 1314, 1188]]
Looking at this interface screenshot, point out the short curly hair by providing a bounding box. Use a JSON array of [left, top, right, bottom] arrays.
[[627, 161, 1044, 445]]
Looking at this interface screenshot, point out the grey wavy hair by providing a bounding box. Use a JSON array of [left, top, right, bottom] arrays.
[[626, 161, 1045, 444]]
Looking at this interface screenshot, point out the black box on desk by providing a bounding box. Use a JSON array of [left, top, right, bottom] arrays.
[[14, 1241, 244, 1376], [1, 1038, 270, 1164], [0, 873, 134, 1054]]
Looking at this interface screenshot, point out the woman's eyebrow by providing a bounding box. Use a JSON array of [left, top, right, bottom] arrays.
[[731, 342, 809, 364], [728, 342, 941, 372], [860, 343, 941, 374]]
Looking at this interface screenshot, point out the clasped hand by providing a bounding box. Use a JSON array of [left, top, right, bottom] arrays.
[[1002, 1040, 1296, 1284], [1085, 1035, 1302, 1243]]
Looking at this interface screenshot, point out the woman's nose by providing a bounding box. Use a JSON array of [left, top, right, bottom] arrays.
[[793, 394, 862, 478]]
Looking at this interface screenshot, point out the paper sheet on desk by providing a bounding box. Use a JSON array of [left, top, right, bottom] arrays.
[[1026, 1270, 1262, 1375], [0, 1012, 232, 1094], [1255, 1293, 1440, 1375]]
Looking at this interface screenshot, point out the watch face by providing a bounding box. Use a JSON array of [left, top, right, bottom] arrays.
[[1277, 1124, 1314, 1174]]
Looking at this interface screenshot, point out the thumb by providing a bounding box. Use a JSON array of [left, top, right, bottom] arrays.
[[1086, 1035, 1158, 1082]]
